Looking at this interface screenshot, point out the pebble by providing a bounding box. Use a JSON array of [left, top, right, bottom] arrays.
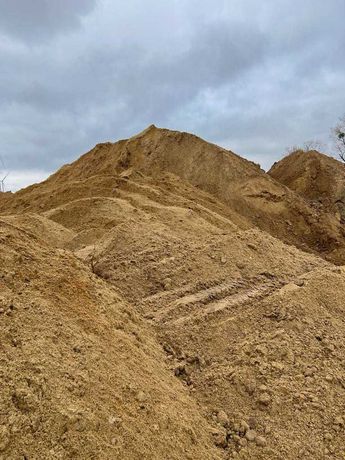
[[174, 364, 188, 377], [233, 422, 240, 433], [272, 361, 284, 371], [256, 435, 267, 447], [232, 434, 241, 443], [216, 410, 229, 427], [239, 438, 247, 448], [264, 425, 272, 434], [304, 367, 317, 377], [108, 416, 122, 426], [163, 278, 172, 290], [248, 417, 257, 429], [334, 416, 344, 426], [258, 392, 271, 406], [256, 344, 268, 356], [324, 432, 333, 441], [136, 391, 147, 403], [244, 381, 256, 395], [295, 279, 304, 287], [245, 429, 257, 442], [163, 343, 174, 355], [210, 427, 227, 448], [239, 420, 249, 434], [330, 267, 342, 274]]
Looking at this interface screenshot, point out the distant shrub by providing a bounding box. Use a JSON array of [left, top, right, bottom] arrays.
[[285, 140, 325, 155]]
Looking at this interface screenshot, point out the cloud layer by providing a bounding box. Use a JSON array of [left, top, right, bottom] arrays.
[[0, 0, 345, 190]]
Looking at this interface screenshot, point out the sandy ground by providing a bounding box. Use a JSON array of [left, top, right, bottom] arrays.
[[1, 126, 345, 459]]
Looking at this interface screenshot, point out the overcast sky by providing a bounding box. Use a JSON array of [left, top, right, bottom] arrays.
[[1, 0, 345, 190]]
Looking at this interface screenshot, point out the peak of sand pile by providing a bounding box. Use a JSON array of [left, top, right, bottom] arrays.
[[2, 126, 345, 263], [128, 123, 158, 139], [1, 127, 345, 459], [269, 149, 345, 222]]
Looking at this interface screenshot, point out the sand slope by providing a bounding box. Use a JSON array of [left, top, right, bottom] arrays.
[[0, 218, 221, 460], [269, 149, 345, 221], [1, 127, 345, 459], [2, 126, 345, 263]]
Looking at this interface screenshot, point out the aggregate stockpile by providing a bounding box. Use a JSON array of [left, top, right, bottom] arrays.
[[0, 219, 221, 460], [269, 149, 345, 223], [1, 125, 345, 460]]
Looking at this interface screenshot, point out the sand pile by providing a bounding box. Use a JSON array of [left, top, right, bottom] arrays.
[[269, 149, 345, 222], [1, 126, 345, 459], [2, 126, 345, 263], [144, 263, 345, 459], [0, 218, 221, 460], [1, 213, 75, 248]]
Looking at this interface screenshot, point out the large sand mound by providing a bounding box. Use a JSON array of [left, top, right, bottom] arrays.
[[269, 149, 345, 222], [2, 126, 345, 263], [1, 126, 345, 459]]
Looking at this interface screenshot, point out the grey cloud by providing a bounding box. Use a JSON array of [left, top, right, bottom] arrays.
[[0, 0, 344, 189], [0, 0, 97, 42], [0, 17, 269, 171]]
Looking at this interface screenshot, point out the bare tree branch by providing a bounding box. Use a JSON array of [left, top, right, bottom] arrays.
[[331, 116, 345, 163]]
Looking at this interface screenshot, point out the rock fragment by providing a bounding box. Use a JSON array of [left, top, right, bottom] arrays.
[[245, 429, 257, 442], [255, 435, 267, 447], [258, 392, 271, 407], [334, 416, 344, 426], [324, 432, 333, 441], [136, 391, 147, 403], [239, 420, 249, 434], [239, 437, 247, 448], [210, 427, 227, 448], [163, 278, 172, 290], [216, 410, 229, 427], [248, 417, 257, 429]]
